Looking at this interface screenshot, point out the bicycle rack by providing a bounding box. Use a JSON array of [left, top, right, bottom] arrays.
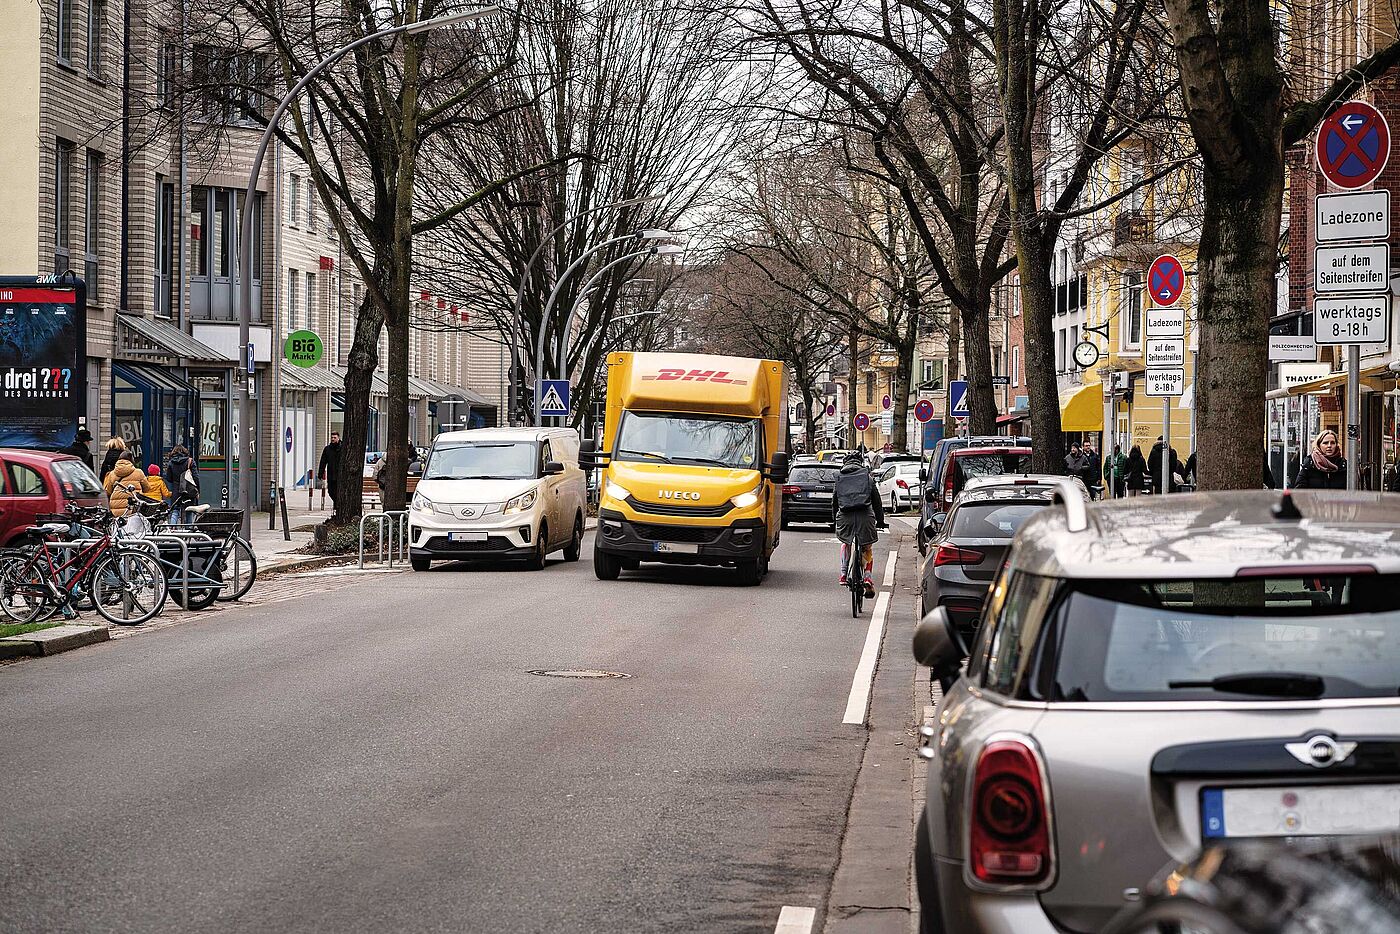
[[139, 533, 220, 606], [358, 511, 410, 568]]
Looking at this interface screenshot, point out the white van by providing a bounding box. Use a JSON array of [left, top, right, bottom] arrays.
[[407, 427, 587, 571]]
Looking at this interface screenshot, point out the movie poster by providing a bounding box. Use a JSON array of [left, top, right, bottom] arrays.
[[0, 279, 87, 450]]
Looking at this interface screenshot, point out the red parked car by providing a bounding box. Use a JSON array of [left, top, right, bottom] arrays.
[[930, 445, 1033, 514], [0, 449, 107, 547]]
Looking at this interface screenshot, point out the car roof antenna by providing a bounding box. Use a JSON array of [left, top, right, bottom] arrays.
[[1272, 491, 1304, 521]]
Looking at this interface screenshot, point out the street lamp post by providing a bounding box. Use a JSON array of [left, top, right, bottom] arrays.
[[507, 196, 657, 424], [233, 6, 498, 539], [556, 245, 683, 387], [531, 231, 673, 426]]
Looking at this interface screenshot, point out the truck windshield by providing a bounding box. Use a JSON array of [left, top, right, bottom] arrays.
[[613, 413, 759, 469], [423, 442, 537, 480], [1046, 575, 1400, 702]]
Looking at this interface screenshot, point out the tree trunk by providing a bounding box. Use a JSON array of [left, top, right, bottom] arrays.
[[848, 320, 860, 449], [800, 378, 817, 453], [332, 279, 386, 522], [1018, 253, 1065, 474], [944, 303, 962, 438], [383, 281, 412, 513], [891, 340, 913, 451], [1195, 171, 1281, 491], [960, 292, 998, 436]]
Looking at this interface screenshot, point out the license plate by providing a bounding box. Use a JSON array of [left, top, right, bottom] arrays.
[[808, 491, 832, 499], [449, 531, 488, 543], [654, 541, 699, 554], [1202, 783, 1400, 838]]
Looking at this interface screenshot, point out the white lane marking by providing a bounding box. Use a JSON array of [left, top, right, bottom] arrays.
[[882, 551, 897, 589], [774, 905, 816, 934], [843, 589, 892, 725]]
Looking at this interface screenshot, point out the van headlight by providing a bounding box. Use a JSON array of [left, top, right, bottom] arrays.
[[503, 488, 538, 514], [411, 491, 434, 514], [604, 480, 631, 503], [730, 481, 764, 510]]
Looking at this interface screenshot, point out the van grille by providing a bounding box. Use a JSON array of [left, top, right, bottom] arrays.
[[625, 496, 732, 518], [629, 522, 722, 544]]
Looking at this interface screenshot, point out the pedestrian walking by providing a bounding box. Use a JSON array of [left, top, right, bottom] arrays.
[[1125, 444, 1148, 497], [103, 452, 148, 515], [317, 431, 342, 510], [1292, 429, 1347, 489], [63, 428, 95, 470], [144, 464, 172, 505], [99, 437, 126, 483], [1065, 442, 1091, 489], [1082, 441, 1102, 498], [164, 444, 200, 523], [1147, 436, 1180, 494], [1385, 459, 1400, 493], [1103, 444, 1126, 498]]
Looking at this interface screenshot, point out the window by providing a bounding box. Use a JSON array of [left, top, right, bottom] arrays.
[[191, 45, 267, 125], [56, 0, 73, 61], [5, 463, 46, 496], [287, 269, 299, 331], [190, 186, 207, 277], [213, 190, 230, 277], [288, 174, 300, 226], [54, 139, 73, 274], [305, 271, 316, 330], [86, 0, 105, 71], [982, 572, 1058, 696], [1122, 270, 1144, 349], [85, 150, 101, 297], [157, 42, 179, 108], [865, 373, 874, 406], [1012, 347, 1020, 387], [306, 178, 316, 230]]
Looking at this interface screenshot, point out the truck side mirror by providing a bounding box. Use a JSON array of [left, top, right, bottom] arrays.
[[912, 606, 967, 683], [767, 451, 790, 482], [919, 467, 929, 483], [578, 439, 607, 472]]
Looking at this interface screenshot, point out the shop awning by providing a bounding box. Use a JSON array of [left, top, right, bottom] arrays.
[[280, 364, 343, 390], [114, 361, 198, 395], [996, 412, 1028, 425], [118, 314, 234, 364], [327, 365, 389, 396], [420, 378, 490, 407], [1059, 383, 1104, 432]]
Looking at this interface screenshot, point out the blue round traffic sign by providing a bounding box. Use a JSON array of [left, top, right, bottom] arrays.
[[1317, 101, 1391, 190], [914, 399, 935, 423], [1148, 254, 1185, 307], [284, 425, 293, 453], [853, 412, 870, 431]]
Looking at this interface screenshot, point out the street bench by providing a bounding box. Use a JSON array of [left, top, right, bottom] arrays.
[[362, 475, 419, 510]]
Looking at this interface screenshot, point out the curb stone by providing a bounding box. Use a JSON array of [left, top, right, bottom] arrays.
[[0, 624, 110, 657]]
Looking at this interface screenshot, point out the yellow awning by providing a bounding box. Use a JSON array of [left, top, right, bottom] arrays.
[[1059, 383, 1103, 432]]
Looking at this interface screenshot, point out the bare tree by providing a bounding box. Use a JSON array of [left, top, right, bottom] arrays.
[[1161, 0, 1400, 489]]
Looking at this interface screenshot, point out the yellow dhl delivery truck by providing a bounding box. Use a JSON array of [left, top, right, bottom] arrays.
[[580, 351, 790, 585]]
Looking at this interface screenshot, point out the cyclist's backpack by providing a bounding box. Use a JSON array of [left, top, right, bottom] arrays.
[[834, 468, 872, 512]]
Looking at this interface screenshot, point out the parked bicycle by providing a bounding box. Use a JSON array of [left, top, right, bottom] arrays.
[[0, 505, 168, 625]]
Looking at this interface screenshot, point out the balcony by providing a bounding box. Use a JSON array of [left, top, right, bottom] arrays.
[[1114, 210, 1152, 247]]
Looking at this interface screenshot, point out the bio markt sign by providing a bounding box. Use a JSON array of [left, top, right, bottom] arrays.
[[283, 329, 324, 368], [0, 277, 87, 449], [1314, 295, 1390, 344]]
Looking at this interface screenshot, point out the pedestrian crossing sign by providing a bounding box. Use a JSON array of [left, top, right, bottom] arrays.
[[538, 379, 571, 418]]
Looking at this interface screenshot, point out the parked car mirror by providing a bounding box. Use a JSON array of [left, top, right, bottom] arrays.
[[928, 512, 946, 533], [919, 467, 928, 482], [544, 461, 565, 475], [912, 606, 967, 680]]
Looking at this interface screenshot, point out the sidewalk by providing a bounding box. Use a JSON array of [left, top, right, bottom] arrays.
[[246, 495, 330, 570]]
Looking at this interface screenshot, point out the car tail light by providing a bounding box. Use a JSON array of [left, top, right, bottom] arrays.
[[943, 473, 955, 507], [896, 479, 909, 489], [969, 738, 1053, 888], [933, 545, 984, 566], [782, 485, 801, 495]]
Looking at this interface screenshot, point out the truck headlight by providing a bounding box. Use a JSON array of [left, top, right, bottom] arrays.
[[730, 481, 764, 510], [411, 491, 434, 514], [503, 488, 539, 514], [604, 480, 632, 502]]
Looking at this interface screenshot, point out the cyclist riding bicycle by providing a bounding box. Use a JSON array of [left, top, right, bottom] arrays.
[[832, 450, 886, 598]]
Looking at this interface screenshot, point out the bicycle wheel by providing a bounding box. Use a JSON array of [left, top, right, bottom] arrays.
[[90, 549, 167, 626], [849, 548, 863, 617], [0, 553, 52, 624], [215, 536, 257, 602]]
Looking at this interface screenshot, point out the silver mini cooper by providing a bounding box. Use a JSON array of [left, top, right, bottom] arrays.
[[912, 488, 1400, 933]]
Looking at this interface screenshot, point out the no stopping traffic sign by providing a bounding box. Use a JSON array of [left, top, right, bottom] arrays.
[[914, 399, 935, 423], [854, 412, 870, 431], [1148, 254, 1185, 307], [1317, 101, 1391, 190]]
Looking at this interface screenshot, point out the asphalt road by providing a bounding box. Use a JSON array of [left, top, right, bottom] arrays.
[[0, 523, 898, 933]]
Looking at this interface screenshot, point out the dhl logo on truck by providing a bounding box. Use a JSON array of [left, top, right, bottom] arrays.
[[641, 368, 749, 385]]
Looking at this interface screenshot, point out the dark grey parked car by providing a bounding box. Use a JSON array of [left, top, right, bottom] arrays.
[[918, 484, 1057, 640], [912, 488, 1400, 934]]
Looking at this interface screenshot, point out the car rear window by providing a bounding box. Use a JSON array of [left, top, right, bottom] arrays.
[[51, 459, 103, 496], [790, 466, 838, 483], [956, 452, 1033, 479], [1046, 575, 1400, 702], [949, 502, 1044, 538]]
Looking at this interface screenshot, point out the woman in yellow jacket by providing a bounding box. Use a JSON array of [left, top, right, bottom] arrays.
[[103, 452, 149, 514]]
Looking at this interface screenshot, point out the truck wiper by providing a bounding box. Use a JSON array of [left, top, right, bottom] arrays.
[[672, 456, 732, 467], [616, 449, 673, 463], [1167, 671, 1325, 698]]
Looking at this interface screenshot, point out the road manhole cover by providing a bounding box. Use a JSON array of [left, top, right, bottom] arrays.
[[527, 669, 632, 679]]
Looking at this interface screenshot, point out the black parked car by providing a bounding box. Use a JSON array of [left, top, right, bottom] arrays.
[[781, 464, 839, 529]]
